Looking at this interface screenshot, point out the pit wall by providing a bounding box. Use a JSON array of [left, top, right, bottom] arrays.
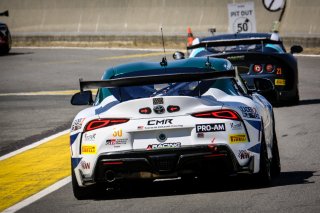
[[0, 0, 319, 47]]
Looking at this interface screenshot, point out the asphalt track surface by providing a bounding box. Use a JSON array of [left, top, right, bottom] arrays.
[[0, 48, 319, 212]]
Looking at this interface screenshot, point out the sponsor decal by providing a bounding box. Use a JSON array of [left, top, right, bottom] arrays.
[[81, 161, 91, 169], [229, 134, 248, 144], [230, 122, 242, 130], [83, 133, 96, 141], [112, 129, 123, 137], [275, 79, 286, 86], [239, 106, 259, 119], [137, 126, 144, 130], [145, 119, 182, 130], [146, 142, 181, 150], [148, 119, 172, 126], [238, 150, 250, 159], [106, 138, 128, 145], [197, 133, 204, 138], [153, 98, 164, 105], [81, 145, 97, 154], [227, 55, 245, 61], [211, 137, 216, 143], [71, 118, 85, 132], [196, 123, 225, 133]]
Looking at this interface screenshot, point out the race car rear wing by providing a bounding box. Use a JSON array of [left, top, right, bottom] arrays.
[[79, 70, 235, 92], [187, 38, 282, 50]]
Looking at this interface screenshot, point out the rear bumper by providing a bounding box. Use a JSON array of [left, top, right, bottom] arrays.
[[243, 74, 298, 103], [88, 145, 254, 184]]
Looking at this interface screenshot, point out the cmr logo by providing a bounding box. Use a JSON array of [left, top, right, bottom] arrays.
[[229, 134, 247, 144], [196, 123, 225, 133], [147, 119, 173, 126]]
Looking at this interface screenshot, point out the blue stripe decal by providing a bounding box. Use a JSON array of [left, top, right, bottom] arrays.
[[245, 119, 261, 131], [95, 101, 119, 114], [72, 157, 82, 168], [70, 133, 80, 146], [248, 143, 261, 154]]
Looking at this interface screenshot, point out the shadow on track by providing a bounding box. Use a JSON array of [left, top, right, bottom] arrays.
[[274, 99, 320, 108], [90, 171, 315, 201], [298, 99, 320, 106], [0, 52, 33, 57]]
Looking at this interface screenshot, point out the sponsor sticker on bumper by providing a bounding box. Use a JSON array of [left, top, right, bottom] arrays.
[[229, 134, 248, 144], [82, 145, 97, 154], [275, 79, 286, 86]]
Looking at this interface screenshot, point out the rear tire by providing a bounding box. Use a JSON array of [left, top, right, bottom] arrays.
[[271, 132, 281, 177], [256, 138, 272, 185], [71, 167, 96, 200]]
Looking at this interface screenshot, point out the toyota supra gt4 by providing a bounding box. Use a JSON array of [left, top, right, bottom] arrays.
[[70, 57, 280, 199]]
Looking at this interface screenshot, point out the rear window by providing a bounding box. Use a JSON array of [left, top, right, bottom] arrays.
[[95, 78, 240, 104]]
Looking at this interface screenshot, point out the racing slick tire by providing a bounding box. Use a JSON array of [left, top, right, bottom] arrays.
[[71, 166, 97, 200], [255, 136, 272, 185], [271, 132, 281, 177]]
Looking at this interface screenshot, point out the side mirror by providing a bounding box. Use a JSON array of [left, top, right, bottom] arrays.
[[173, 51, 185, 60], [253, 78, 274, 93], [290, 45, 303, 54], [71, 91, 93, 105]]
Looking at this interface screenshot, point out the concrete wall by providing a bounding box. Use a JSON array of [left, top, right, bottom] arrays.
[[0, 0, 319, 48]]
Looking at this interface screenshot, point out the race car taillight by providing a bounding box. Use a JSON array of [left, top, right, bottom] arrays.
[[192, 110, 240, 120], [253, 64, 262, 73], [85, 119, 129, 132], [265, 64, 274, 73]]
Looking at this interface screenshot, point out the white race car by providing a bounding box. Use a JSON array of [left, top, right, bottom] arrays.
[[70, 57, 280, 199]]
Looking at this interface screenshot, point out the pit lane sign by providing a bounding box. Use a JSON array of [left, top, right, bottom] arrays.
[[228, 2, 256, 33]]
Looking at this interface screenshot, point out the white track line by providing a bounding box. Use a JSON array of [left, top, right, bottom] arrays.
[[2, 176, 71, 213], [0, 129, 69, 161]]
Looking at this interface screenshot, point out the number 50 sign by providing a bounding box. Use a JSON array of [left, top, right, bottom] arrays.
[[228, 2, 257, 33]]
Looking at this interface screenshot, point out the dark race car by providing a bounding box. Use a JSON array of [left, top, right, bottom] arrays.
[[0, 10, 12, 54], [183, 33, 303, 105]]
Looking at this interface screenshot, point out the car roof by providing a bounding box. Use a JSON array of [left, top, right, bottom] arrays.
[[102, 57, 231, 80]]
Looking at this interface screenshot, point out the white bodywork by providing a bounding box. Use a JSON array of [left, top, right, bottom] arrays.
[[70, 87, 274, 186]]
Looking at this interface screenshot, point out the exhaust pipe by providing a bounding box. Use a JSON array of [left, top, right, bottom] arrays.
[[105, 170, 116, 182]]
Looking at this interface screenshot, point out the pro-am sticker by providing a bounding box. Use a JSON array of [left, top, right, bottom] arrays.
[[196, 123, 225, 133]]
